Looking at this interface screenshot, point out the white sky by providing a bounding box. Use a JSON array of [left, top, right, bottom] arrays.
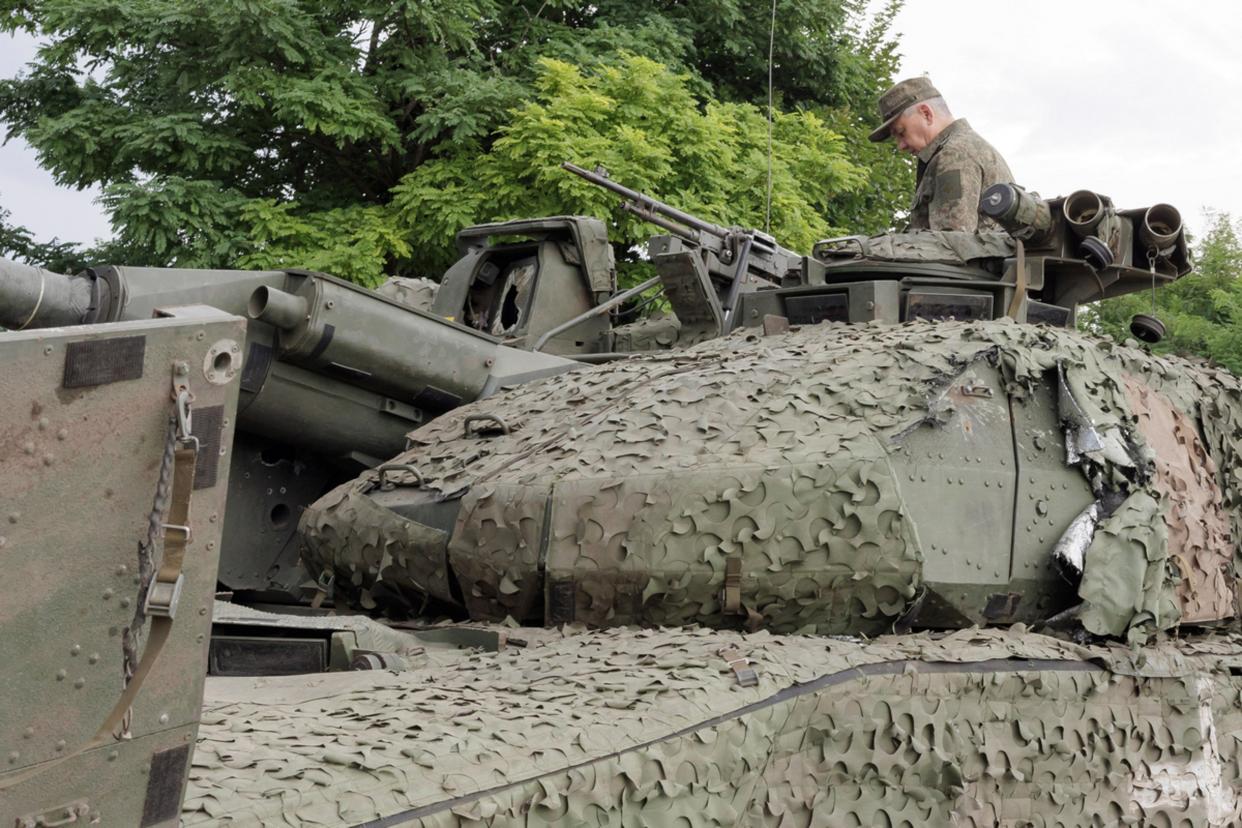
[[2, 2, 1240, 246], [891, 0, 1242, 239], [0, 34, 110, 244]]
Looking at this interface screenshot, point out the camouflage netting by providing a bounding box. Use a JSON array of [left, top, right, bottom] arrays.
[[376, 277, 440, 312], [301, 319, 1242, 643], [184, 624, 1242, 826], [813, 230, 1015, 264]]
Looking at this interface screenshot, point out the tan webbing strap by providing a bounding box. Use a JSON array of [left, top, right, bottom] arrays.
[[722, 556, 743, 614], [721, 556, 765, 632], [157, 445, 197, 584], [717, 645, 759, 687], [1006, 238, 1027, 319]]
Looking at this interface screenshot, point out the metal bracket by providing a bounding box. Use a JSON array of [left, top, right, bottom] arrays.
[[16, 800, 91, 828], [958, 383, 994, 398], [144, 573, 185, 619], [161, 522, 192, 544], [463, 413, 512, 437], [374, 463, 423, 491]]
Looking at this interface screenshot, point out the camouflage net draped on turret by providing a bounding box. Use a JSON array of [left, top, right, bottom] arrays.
[[302, 319, 1242, 643]]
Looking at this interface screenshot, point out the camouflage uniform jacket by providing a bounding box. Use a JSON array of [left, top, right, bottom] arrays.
[[907, 119, 1014, 233]]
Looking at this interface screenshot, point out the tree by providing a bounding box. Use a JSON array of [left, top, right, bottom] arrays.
[[1082, 212, 1242, 373], [0, 0, 910, 283]]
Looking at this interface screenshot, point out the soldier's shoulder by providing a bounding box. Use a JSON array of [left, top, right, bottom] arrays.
[[943, 120, 989, 148], [941, 122, 1005, 164]]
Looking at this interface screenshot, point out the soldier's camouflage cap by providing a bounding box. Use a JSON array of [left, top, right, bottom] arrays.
[[869, 76, 941, 142]]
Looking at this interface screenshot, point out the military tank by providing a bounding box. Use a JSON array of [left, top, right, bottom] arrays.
[[300, 181, 1229, 648], [7, 177, 1242, 826], [0, 203, 790, 603]]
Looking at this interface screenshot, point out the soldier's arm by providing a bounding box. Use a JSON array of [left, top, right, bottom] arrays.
[[927, 146, 984, 233]]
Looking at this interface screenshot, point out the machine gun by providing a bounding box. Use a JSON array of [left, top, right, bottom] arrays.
[[561, 162, 803, 337]]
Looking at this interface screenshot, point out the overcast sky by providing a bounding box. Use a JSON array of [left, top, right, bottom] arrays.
[[2, 1, 1240, 247], [891, 1, 1242, 239]]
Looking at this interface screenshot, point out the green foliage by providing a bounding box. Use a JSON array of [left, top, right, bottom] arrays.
[[2, 0, 909, 279], [391, 55, 868, 274], [1081, 213, 1242, 373]]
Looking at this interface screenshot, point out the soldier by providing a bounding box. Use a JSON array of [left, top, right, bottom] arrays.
[[870, 76, 1014, 233]]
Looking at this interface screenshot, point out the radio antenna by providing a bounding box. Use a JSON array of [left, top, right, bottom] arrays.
[[765, 0, 777, 233]]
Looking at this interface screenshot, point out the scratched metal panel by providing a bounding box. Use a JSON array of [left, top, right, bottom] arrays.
[[0, 315, 242, 824]]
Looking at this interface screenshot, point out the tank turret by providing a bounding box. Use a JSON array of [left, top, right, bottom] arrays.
[[299, 178, 1223, 647]]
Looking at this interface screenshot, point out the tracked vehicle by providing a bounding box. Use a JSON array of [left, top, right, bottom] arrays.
[[5, 181, 1242, 826]]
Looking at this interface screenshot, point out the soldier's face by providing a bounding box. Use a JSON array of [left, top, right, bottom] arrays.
[[891, 107, 935, 154]]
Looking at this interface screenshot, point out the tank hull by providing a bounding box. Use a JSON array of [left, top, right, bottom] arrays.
[[183, 622, 1242, 826]]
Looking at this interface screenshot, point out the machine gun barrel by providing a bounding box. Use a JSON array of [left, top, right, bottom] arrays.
[[561, 162, 731, 241]]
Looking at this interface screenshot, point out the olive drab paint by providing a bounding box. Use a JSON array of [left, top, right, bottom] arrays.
[[6, 174, 1242, 825], [0, 312, 242, 825], [302, 318, 1240, 643]]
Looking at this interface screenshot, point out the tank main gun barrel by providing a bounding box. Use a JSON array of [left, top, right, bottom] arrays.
[[246, 273, 572, 409], [1, 261, 576, 460], [0, 259, 99, 329]]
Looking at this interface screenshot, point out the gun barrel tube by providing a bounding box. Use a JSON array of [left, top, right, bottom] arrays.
[[1062, 190, 1105, 238], [248, 285, 309, 330], [253, 277, 556, 406], [1140, 203, 1182, 252], [979, 184, 1053, 242], [561, 162, 730, 239], [621, 202, 702, 243], [0, 259, 97, 330]]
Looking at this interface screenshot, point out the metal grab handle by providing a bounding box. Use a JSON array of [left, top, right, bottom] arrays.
[[463, 413, 512, 437], [531, 274, 661, 352], [375, 463, 423, 491]]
